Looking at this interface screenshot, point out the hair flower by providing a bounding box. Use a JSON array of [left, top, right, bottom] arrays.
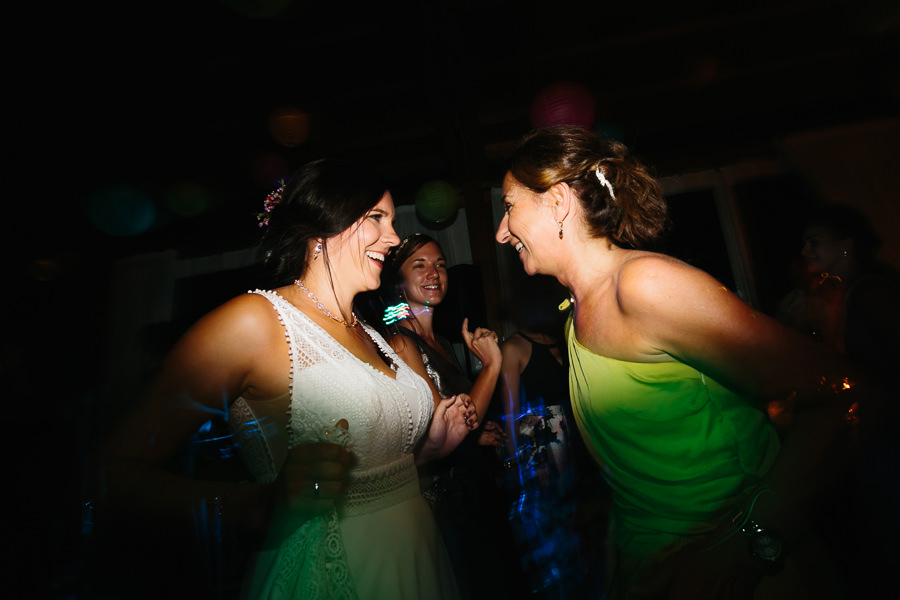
[[257, 182, 284, 227]]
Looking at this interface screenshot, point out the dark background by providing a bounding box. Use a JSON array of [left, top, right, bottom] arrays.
[[12, 1, 898, 597]]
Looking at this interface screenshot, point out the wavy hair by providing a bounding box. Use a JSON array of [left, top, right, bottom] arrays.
[[508, 125, 668, 250]]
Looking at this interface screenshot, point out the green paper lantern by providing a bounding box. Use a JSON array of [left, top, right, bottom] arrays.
[[415, 180, 458, 225]]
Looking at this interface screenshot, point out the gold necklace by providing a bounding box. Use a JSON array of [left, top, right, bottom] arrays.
[[294, 279, 358, 327]]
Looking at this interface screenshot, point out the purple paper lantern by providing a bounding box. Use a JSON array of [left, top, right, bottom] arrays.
[[530, 81, 596, 129]]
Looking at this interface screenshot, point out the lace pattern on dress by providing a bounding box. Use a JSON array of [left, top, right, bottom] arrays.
[[228, 398, 279, 484], [246, 290, 435, 600]]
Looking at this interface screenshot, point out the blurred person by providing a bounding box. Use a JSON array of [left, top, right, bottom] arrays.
[[495, 125, 870, 599], [103, 159, 476, 600], [776, 201, 900, 380], [776, 201, 900, 595], [499, 274, 607, 599]]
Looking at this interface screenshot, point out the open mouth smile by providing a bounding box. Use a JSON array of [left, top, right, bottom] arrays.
[[366, 251, 386, 267]]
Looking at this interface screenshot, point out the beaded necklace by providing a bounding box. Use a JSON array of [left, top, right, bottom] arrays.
[[294, 279, 358, 328]]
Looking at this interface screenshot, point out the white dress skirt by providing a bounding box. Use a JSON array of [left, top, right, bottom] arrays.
[[230, 290, 460, 600]]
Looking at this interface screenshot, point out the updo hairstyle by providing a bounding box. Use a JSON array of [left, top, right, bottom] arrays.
[[508, 125, 668, 250], [260, 158, 389, 285]]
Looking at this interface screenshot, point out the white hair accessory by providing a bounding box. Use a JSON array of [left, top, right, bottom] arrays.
[[595, 166, 616, 202]]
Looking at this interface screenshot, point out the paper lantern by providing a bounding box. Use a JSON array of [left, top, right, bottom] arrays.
[[415, 180, 458, 225], [268, 106, 309, 147], [530, 81, 595, 129], [88, 184, 156, 236]]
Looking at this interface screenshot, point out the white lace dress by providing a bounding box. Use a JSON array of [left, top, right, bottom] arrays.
[[229, 290, 460, 600]]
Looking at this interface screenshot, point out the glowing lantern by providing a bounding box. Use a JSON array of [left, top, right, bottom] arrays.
[[415, 180, 458, 225], [268, 106, 309, 147], [530, 81, 596, 129]]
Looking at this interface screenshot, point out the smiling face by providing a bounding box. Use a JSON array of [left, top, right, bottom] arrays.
[[329, 192, 401, 293], [399, 241, 448, 308], [495, 172, 557, 276]]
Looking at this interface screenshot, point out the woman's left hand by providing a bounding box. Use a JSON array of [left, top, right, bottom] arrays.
[[417, 393, 478, 463], [461, 318, 502, 368]]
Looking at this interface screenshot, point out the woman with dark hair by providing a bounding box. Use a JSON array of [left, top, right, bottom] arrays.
[[104, 159, 475, 599], [376, 233, 522, 600], [496, 126, 865, 598], [381, 233, 502, 421]]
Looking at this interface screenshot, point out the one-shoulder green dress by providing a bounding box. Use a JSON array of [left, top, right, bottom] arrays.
[[565, 315, 780, 587]]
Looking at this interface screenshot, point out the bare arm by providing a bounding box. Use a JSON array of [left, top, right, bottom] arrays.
[[498, 334, 530, 457], [460, 318, 503, 420], [610, 255, 855, 402], [388, 333, 477, 464], [104, 294, 350, 533]]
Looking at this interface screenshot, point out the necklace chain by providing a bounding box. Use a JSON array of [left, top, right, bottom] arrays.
[[294, 279, 358, 327]]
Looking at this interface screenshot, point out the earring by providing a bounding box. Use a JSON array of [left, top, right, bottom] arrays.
[[557, 220, 564, 240], [313, 241, 322, 261], [843, 250, 848, 258]]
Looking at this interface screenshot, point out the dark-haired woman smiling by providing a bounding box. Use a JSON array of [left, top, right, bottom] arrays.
[[105, 159, 475, 599]]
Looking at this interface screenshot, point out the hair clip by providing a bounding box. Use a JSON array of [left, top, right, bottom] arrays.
[[595, 166, 616, 202]]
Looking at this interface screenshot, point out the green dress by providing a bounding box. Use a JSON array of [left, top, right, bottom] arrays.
[[565, 315, 780, 585]]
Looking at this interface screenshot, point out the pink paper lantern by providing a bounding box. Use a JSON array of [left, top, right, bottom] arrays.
[[530, 81, 596, 129]]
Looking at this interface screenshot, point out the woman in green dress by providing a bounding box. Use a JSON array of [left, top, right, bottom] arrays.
[[495, 125, 866, 599]]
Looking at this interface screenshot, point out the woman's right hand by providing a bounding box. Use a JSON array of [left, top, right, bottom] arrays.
[[267, 441, 353, 543], [461, 317, 502, 368]]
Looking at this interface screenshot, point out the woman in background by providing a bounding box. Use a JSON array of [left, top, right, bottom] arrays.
[[777, 202, 900, 378], [499, 274, 607, 599], [378, 233, 524, 600]]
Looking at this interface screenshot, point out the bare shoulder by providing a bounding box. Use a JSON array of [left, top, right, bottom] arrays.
[[500, 332, 531, 372], [501, 332, 531, 353], [178, 292, 282, 350], [615, 252, 732, 316], [159, 292, 287, 389]]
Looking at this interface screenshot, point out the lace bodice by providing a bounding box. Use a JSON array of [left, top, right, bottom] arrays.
[[229, 290, 434, 514]]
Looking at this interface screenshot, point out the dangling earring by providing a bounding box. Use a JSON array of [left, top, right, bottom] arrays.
[[557, 220, 564, 240], [843, 250, 848, 258], [313, 241, 322, 261]]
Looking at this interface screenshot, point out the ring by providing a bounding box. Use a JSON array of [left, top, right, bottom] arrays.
[[314, 481, 320, 497]]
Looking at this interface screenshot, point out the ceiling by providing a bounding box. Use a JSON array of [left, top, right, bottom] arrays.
[[36, 0, 900, 257]]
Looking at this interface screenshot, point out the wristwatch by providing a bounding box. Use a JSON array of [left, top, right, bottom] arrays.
[[741, 519, 783, 561]]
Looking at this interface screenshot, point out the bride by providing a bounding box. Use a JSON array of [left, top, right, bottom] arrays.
[[104, 159, 476, 599]]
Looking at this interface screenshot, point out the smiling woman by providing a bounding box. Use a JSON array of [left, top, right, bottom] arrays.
[[101, 159, 477, 600], [374, 233, 526, 599], [495, 126, 869, 599]]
